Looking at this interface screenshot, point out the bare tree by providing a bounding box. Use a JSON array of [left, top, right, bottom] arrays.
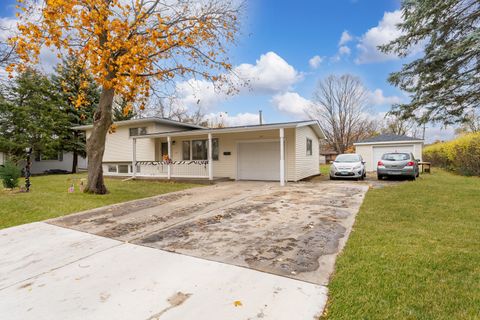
[[308, 74, 376, 153], [455, 109, 480, 134], [381, 113, 421, 137]]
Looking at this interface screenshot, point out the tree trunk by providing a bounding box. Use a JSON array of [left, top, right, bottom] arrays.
[[72, 149, 78, 174], [72, 130, 79, 174], [84, 87, 115, 194]]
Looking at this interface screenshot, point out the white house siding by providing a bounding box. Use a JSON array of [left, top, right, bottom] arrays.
[[86, 123, 189, 163], [355, 142, 423, 172], [30, 152, 87, 174], [294, 126, 320, 180], [0, 152, 4, 165], [163, 128, 297, 181]]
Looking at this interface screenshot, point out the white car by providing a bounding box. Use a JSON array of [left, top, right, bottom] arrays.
[[330, 153, 366, 180]]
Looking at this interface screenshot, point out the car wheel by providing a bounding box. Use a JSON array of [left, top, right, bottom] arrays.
[[329, 175, 335, 180], [410, 174, 416, 181], [377, 174, 383, 180], [359, 173, 365, 180], [416, 171, 420, 178]]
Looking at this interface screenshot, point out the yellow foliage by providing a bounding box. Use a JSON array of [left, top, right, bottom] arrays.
[[10, 0, 239, 109]]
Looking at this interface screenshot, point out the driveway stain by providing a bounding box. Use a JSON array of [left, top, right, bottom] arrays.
[[146, 291, 192, 320]]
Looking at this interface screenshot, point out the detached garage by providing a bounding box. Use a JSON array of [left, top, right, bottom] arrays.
[[354, 134, 424, 172]]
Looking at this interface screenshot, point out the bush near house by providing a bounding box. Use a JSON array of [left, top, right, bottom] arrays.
[[0, 161, 22, 189], [423, 132, 480, 176]]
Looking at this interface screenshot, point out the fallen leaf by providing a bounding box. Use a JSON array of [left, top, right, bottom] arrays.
[[233, 300, 243, 307]]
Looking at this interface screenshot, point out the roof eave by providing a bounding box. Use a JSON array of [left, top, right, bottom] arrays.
[[354, 140, 424, 146]]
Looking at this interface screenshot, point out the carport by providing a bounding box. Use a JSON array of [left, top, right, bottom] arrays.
[[354, 134, 424, 171]]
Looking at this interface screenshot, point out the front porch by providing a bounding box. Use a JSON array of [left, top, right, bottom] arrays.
[[127, 126, 290, 186]]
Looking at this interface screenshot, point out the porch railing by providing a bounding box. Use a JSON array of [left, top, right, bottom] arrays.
[[135, 160, 209, 178]]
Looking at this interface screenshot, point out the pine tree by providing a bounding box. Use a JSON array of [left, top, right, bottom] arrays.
[[0, 69, 67, 163], [381, 0, 480, 124], [51, 56, 100, 173]]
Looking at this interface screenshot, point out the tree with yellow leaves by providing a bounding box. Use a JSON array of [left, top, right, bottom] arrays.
[[10, 0, 241, 194]]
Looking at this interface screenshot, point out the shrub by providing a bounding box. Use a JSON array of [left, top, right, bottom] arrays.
[[0, 161, 22, 189], [424, 132, 480, 176]]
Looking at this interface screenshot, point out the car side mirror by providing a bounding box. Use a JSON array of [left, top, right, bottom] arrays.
[[362, 161, 366, 164], [416, 159, 420, 162]]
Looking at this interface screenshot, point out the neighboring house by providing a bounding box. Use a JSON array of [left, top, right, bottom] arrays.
[[30, 151, 87, 174], [354, 134, 424, 172], [73, 118, 325, 185], [319, 142, 338, 164], [0, 151, 4, 165]]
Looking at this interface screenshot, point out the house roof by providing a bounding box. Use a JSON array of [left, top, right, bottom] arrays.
[[354, 134, 424, 145], [72, 117, 205, 130], [133, 120, 326, 139]]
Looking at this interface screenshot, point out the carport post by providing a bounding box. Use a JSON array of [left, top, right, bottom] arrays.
[[167, 136, 171, 180], [132, 138, 137, 178], [208, 133, 213, 180], [279, 128, 285, 186]]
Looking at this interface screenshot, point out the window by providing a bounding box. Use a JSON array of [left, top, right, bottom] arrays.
[[182, 138, 219, 160], [382, 153, 410, 161], [118, 165, 129, 173], [182, 141, 190, 160], [129, 127, 147, 137], [107, 165, 117, 173], [35, 151, 63, 161], [306, 138, 313, 156]]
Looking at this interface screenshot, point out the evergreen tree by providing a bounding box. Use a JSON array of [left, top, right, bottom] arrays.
[[381, 0, 480, 124], [0, 69, 67, 163], [51, 56, 100, 172]]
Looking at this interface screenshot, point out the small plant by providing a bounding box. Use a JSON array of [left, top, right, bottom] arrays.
[[0, 161, 22, 189]]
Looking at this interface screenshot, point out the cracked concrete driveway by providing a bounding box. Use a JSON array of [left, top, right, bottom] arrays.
[[51, 181, 368, 285]]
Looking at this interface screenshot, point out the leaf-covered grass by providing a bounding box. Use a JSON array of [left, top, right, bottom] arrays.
[[323, 170, 480, 320], [0, 173, 198, 229]]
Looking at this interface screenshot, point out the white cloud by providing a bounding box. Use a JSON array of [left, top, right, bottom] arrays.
[[367, 89, 402, 106], [271, 91, 311, 118], [205, 112, 261, 127], [308, 55, 323, 69], [234, 51, 301, 92], [338, 30, 353, 46], [355, 10, 423, 64], [173, 78, 227, 111], [171, 51, 301, 113], [338, 46, 351, 55]]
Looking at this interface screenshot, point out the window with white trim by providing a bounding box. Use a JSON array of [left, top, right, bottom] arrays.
[[306, 138, 313, 156], [129, 127, 147, 137], [182, 138, 219, 160]]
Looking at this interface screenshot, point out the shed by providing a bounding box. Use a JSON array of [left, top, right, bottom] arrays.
[[354, 134, 424, 171]]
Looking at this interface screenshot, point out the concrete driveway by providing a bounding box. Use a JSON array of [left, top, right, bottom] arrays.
[[0, 180, 368, 319], [51, 181, 368, 285]]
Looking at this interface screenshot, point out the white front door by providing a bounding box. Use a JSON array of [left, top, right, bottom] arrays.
[[372, 145, 414, 171], [237, 141, 280, 181]]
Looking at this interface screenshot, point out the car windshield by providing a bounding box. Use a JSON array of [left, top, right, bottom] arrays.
[[335, 154, 361, 163], [382, 153, 410, 161]]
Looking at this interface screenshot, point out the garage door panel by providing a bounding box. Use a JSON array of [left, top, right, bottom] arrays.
[[238, 142, 280, 181], [372, 145, 414, 171]]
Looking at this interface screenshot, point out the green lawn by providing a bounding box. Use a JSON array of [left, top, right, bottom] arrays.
[[0, 173, 198, 229], [321, 164, 331, 176], [323, 170, 480, 320]]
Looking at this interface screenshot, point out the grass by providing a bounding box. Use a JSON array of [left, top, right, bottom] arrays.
[[0, 173, 198, 229], [323, 169, 480, 320], [321, 164, 331, 176]]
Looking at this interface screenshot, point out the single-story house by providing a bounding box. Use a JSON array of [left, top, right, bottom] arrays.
[[73, 118, 325, 185], [0, 150, 87, 174], [354, 134, 424, 171], [30, 151, 87, 174]]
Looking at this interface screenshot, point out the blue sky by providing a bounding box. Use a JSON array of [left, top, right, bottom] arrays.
[[0, 0, 454, 141]]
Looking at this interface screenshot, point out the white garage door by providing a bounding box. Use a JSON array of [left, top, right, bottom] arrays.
[[372, 145, 414, 171], [238, 141, 280, 181]]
